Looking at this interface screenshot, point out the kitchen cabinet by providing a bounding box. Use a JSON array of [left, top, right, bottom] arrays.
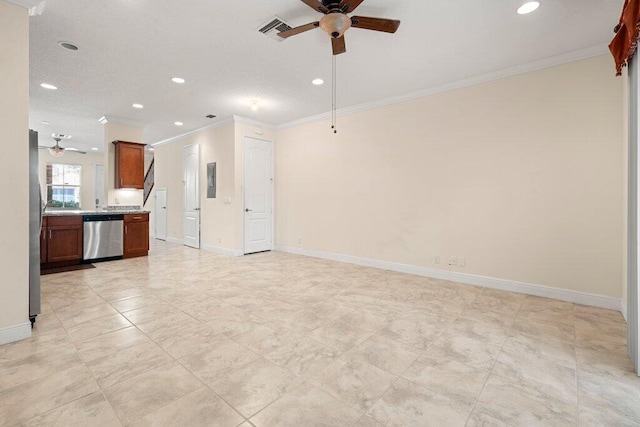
[[113, 140, 146, 189], [41, 215, 83, 265], [124, 213, 149, 258]]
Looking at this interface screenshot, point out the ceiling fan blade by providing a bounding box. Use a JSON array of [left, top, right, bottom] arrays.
[[339, 0, 365, 13], [38, 146, 53, 149], [332, 36, 346, 55], [351, 16, 401, 33], [66, 148, 87, 154], [300, 0, 329, 14], [278, 21, 320, 38]]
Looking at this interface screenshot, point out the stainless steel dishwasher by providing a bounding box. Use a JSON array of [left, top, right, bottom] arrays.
[[83, 214, 124, 262]]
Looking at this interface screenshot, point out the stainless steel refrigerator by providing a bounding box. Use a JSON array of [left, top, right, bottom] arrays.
[[29, 130, 41, 326]]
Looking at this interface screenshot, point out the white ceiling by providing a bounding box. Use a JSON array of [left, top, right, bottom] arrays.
[[28, 0, 622, 151]]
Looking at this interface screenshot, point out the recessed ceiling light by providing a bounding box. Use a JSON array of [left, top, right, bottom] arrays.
[[40, 83, 57, 90], [171, 77, 185, 84], [41, 121, 50, 125], [250, 100, 259, 112], [312, 78, 324, 85], [517, 1, 540, 14], [148, 148, 155, 152], [91, 147, 99, 151], [52, 133, 71, 139], [58, 41, 79, 51], [132, 103, 144, 109], [174, 121, 183, 126], [98, 116, 108, 124]]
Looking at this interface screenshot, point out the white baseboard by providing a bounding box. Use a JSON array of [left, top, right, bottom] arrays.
[[621, 298, 628, 322], [0, 322, 31, 345], [202, 244, 236, 257], [162, 238, 244, 256], [275, 245, 621, 312]]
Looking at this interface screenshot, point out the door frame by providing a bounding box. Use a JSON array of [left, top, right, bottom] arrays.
[[155, 187, 167, 241], [242, 134, 274, 255], [183, 143, 201, 249]]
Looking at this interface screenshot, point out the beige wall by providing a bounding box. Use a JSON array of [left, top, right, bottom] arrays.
[[39, 151, 105, 210], [154, 123, 237, 250], [0, 1, 29, 331], [275, 55, 624, 298]]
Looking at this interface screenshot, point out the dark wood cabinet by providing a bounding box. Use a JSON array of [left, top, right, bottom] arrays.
[[124, 213, 149, 258], [113, 141, 146, 189], [41, 215, 83, 265]]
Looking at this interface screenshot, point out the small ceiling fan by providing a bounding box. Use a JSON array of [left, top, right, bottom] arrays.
[[278, 0, 401, 55], [39, 137, 86, 157]]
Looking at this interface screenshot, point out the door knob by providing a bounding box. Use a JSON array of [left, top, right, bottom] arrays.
[[245, 208, 252, 212], [194, 208, 200, 211]]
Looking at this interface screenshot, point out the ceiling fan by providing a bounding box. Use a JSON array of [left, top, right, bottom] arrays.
[[39, 137, 87, 157], [278, 0, 401, 55]]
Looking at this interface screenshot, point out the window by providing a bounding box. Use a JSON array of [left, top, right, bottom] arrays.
[[46, 164, 82, 208]]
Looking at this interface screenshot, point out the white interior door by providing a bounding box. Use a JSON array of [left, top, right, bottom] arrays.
[[94, 164, 105, 209], [155, 188, 167, 241], [244, 137, 273, 254], [183, 144, 200, 249]]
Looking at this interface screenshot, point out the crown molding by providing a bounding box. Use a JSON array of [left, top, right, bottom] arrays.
[[151, 117, 234, 147], [5, 0, 42, 8], [277, 44, 610, 130]]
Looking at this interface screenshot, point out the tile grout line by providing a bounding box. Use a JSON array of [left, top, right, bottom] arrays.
[[36, 291, 126, 427], [462, 300, 522, 427]]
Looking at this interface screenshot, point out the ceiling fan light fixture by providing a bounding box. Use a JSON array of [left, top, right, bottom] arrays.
[[517, 1, 540, 15], [319, 13, 351, 38], [49, 146, 64, 157]]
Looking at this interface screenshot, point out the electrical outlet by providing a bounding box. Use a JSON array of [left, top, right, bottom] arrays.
[[459, 257, 466, 267], [434, 255, 440, 264], [223, 197, 232, 204], [297, 238, 302, 244], [115, 197, 120, 204], [218, 238, 221, 244], [449, 256, 457, 266]]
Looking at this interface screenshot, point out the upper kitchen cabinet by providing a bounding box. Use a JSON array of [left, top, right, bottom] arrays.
[[113, 140, 146, 189]]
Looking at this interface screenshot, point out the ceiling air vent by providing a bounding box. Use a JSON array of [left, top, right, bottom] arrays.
[[257, 17, 292, 42]]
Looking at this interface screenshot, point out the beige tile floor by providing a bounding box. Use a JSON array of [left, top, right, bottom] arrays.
[[1, 240, 639, 426]]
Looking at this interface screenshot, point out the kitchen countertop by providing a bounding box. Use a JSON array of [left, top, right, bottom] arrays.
[[43, 210, 150, 216]]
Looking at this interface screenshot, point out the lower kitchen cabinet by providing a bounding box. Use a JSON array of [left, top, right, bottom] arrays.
[[124, 213, 149, 258], [42, 215, 83, 265]]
